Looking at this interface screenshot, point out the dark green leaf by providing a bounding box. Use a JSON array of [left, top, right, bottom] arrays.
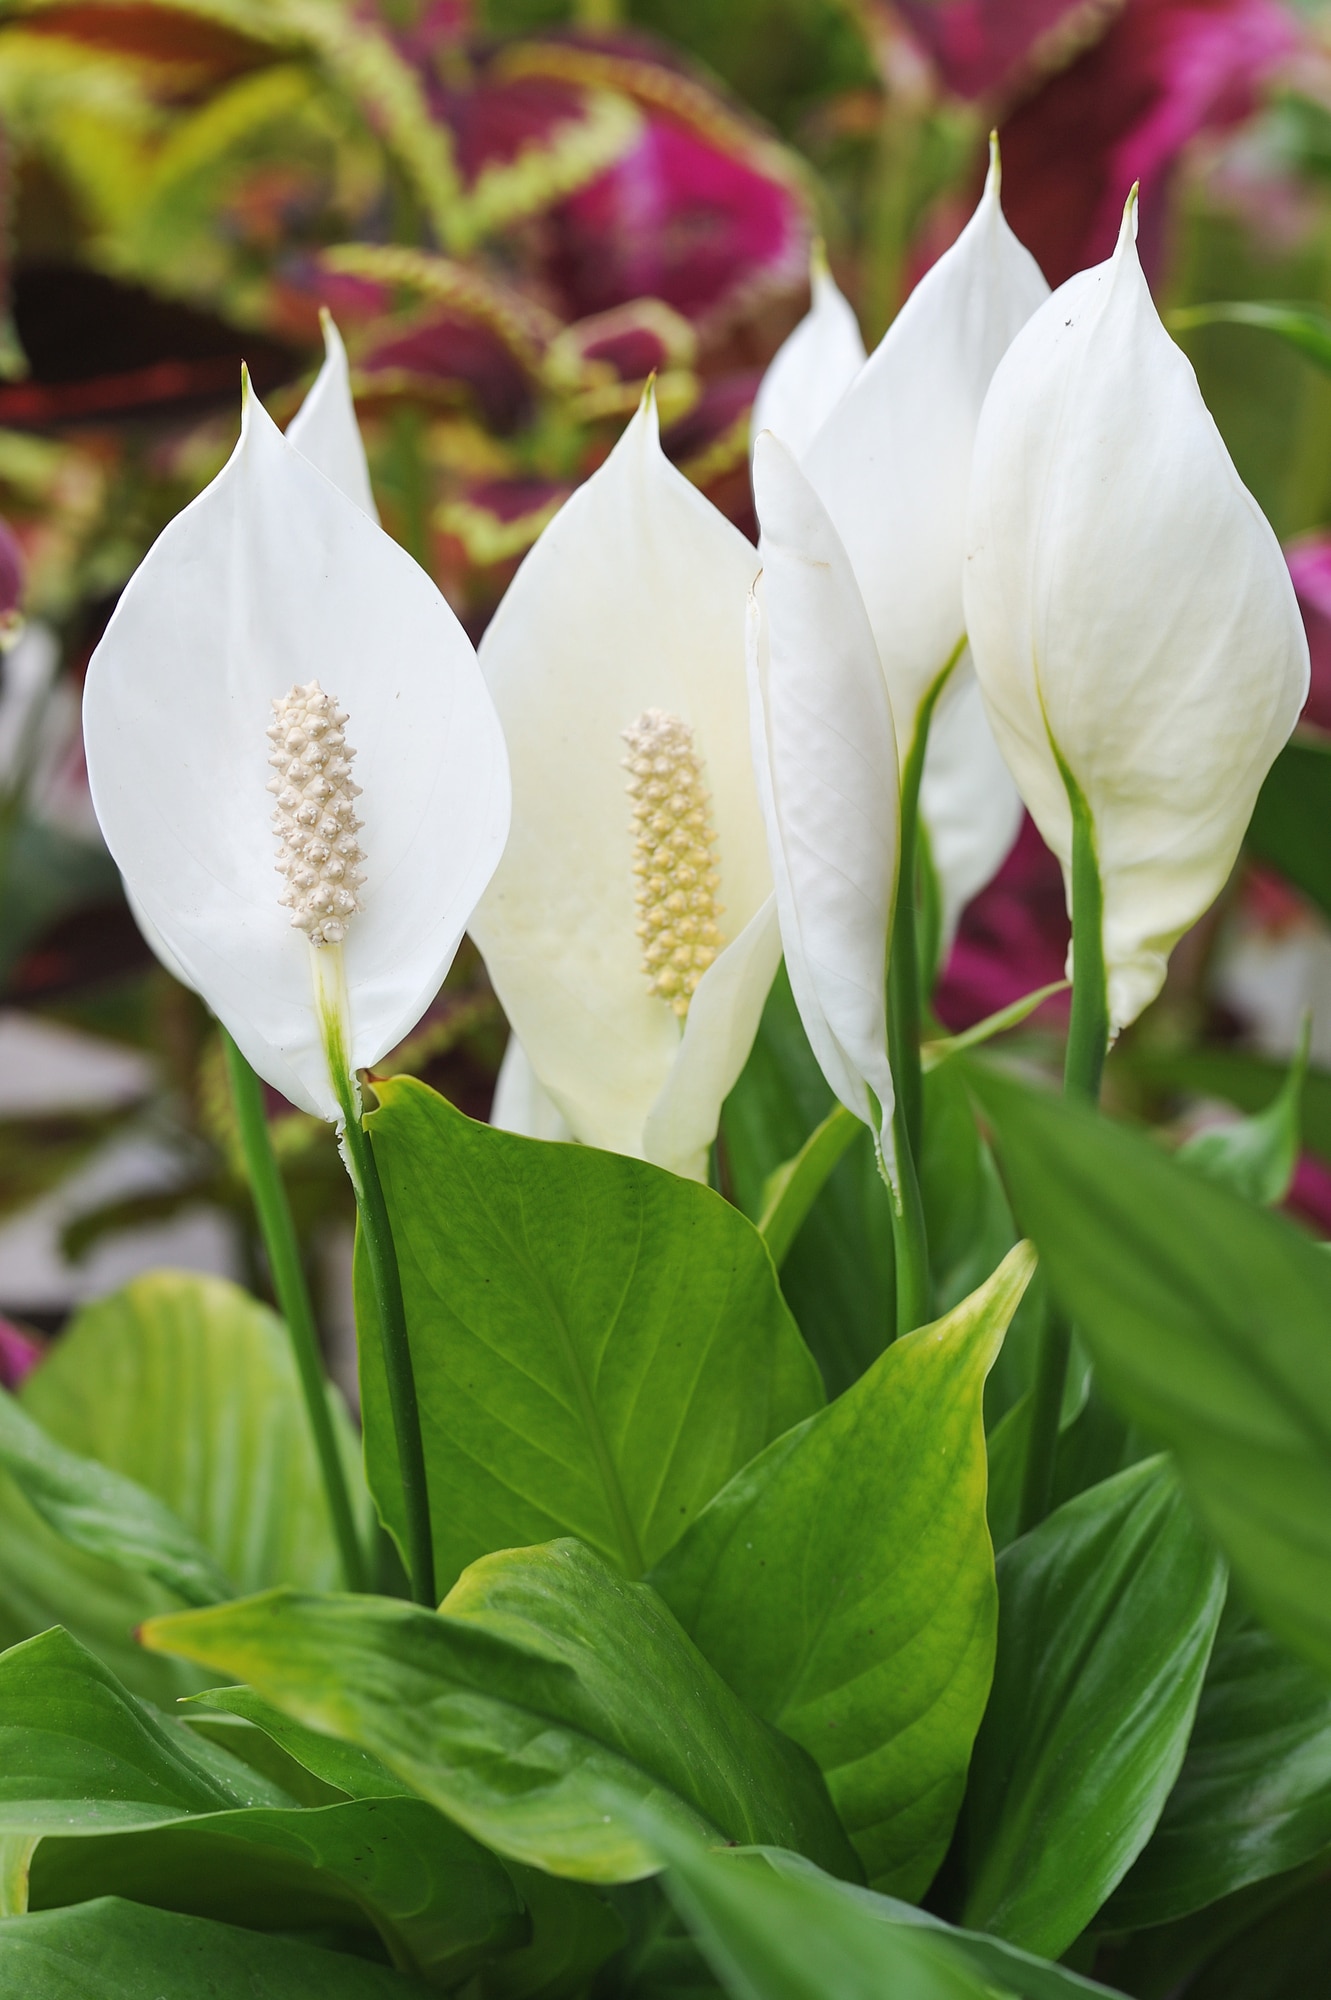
[[0, 1388, 228, 1609], [1105, 1603, 1331, 1928], [143, 1540, 859, 1886], [1172, 1872, 1331, 1999], [654, 1246, 1035, 1896], [1246, 737, 1331, 923], [1176, 1021, 1307, 1206], [969, 1062, 1331, 1677], [357, 1078, 823, 1588], [0, 1897, 433, 1997], [756, 1105, 858, 1268], [0, 1627, 291, 1837], [721, 965, 894, 1396], [961, 1458, 1227, 1957], [29, 1798, 524, 1986], [482, 1865, 626, 1999]]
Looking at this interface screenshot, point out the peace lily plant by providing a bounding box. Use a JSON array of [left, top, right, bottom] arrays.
[[2, 175, 1328, 2000]]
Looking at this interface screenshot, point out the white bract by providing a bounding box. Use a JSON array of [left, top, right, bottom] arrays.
[[750, 244, 865, 463], [964, 196, 1310, 1032], [83, 366, 510, 1123], [471, 391, 778, 1183]]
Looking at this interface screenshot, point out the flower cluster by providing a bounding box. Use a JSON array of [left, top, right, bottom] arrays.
[[624, 707, 724, 1017], [268, 681, 366, 949]]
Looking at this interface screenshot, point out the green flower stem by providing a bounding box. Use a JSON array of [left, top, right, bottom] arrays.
[[336, 1104, 436, 1608], [887, 1098, 930, 1340], [221, 1032, 365, 1593], [1018, 771, 1108, 1533]]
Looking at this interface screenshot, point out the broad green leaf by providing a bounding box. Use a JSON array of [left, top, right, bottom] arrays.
[[0, 1896, 434, 1997], [757, 1104, 858, 1268], [722, 965, 894, 1396], [0, 1627, 291, 1837], [143, 1540, 859, 1886], [643, 1817, 1019, 2000], [356, 1077, 822, 1588], [1157, 1872, 1331, 1999], [1104, 1602, 1331, 1928], [0, 1388, 228, 1609], [29, 1798, 524, 1987], [961, 1458, 1227, 1957], [741, 1848, 1129, 1999], [482, 1865, 627, 2000], [653, 1246, 1035, 1896], [1245, 737, 1331, 923], [0, 1272, 366, 1702], [1176, 1020, 1308, 1206], [968, 1062, 1331, 1677], [188, 1685, 412, 1801]]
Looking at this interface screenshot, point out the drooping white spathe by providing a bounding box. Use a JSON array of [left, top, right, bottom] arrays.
[[964, 197, 1309, 1032], [471, 391, 778, 1183], [83, 378, 510, 1123], [749, 433, 899, 1168]]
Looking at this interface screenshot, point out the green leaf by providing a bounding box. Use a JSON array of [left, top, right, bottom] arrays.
[[1171, 299, 1331, 371], [29, 1798, 524, 1987], [1122, 1042, 1331, 1170], [1104, 1602, 1331, 1928], [0, 1388, 229, 1610], [1154, 1872, 1331, 1998], [653, 1246, 1035, 1897], [920, 984, 1069, 1074], [356, 1077, 823, 1588], [187, 1685, 412, 1801], [0, 1627, 291, 1838], [722, 965, 894, 1397], [639, 1824, 1039, 2000], [482, 1865, 626, 2000], [1246, 737, 1331, 923], [756, 1105, 859, 1268], [0, 1273, 367, 1702], [1176, 1019, 1308, 1206], [960, 1458, 1227, 1957], [0, 1897, 434, 1997], [143, 1540, 860, 1886], [968, 1062, 1331, 1677]]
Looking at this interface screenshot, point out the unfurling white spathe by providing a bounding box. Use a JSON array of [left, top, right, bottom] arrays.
[[471, 390, 778, 1183], [83, 376, 510, 1124], [964, 197, 1309, 1032], [748, 432, 898, 1170], [749, 246, 865, 463], [753, 146, 1044, 950]]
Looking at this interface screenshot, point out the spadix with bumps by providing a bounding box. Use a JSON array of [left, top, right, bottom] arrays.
[[269, 681, 366, 947]]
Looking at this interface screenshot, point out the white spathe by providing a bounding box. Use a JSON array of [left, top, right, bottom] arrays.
[[471, 391, 778, 1182], [964, 198, 1310, 1031], [286, 310, 380, 524], [83, 380, 510, 1122], [750, 246, 865, 464], [749, 432, 898, 1167]]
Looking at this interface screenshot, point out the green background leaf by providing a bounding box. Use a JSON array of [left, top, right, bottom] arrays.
[[144, 1540, 859, 1886], [357, 1078, 822, 1588], [654, 1247, 1034, 1897], [969, 1063, 1331, 1678], [961, 1458, 1227, 1957]]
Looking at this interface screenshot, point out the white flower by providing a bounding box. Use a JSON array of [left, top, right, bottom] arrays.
[[470, 392, 778, 1183], [964, 196, 1310, 1032], [83, 367, 509, 1123], [754, 148, 1046, 949], [750, 244, 865, 464]]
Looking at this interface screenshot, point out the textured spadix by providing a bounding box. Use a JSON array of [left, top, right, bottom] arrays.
[[471, 391, 777, 1182], [964, 199, 1309, 1030], [84, 381, 509, 1121]]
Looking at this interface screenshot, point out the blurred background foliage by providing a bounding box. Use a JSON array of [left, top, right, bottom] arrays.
[[5, 0, 1331, 1360]]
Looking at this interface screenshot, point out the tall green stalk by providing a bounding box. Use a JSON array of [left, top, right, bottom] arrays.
[[221, 1032, 365, 1592], [887, 1098, 930, 1340], [1017, 770, 1108, 1533]]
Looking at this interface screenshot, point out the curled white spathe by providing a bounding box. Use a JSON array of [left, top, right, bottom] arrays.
[[964, 197, 1310, 1030], [84, 376, 510, 1121]]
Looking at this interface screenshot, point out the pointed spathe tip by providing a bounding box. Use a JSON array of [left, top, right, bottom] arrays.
[[985, 129, 1001, 198]]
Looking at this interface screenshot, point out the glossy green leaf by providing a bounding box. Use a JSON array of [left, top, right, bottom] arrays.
[[29, 1798, 524, 1986], [1105, 1602, 1331, 1928], [143, 1539, 859, 1886], [0, 1897, 434, 1997], [0, 1272, 366, 1703], [961, 1458, 1227, 1957], [1245, 737, 1331, 923], [969, 1062, 1331, 1677], [654, 1246, 1035, 1896], [757, 1104, 858, 1268], [188, 1684, 412, 1801], [356, 1078, 822, 1588], [0, 1626, 290, 1837], [1176, 1020, 1308, 1206], [722, 965, 894, 1396], [0, 1388, 228, 1610]]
